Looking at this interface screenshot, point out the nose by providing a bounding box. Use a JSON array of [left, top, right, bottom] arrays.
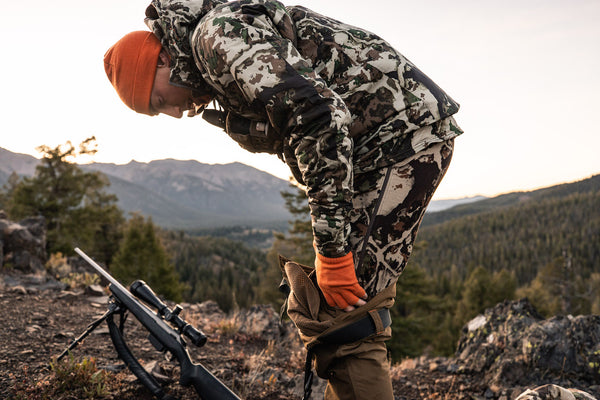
[[164, 106, 184, 119]]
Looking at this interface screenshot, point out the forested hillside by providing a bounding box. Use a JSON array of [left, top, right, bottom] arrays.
[[415, 189, 600, 283], [421, 173, 600, 227], [160, 230, 271, 312], [266, 173, 600, 358], [390, 174, 600, 356]]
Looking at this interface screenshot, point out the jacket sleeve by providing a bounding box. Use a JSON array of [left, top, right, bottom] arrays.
[[192, 9, 354, 257]]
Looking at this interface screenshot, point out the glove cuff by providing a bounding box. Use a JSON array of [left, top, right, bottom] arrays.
[[316, 252, 354, 269]]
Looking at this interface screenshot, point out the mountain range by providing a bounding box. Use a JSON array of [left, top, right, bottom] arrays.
[[0, 147, 293, 229], [1, 146, 485, 230]]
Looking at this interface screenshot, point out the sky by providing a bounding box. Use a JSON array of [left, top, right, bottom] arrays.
[[1, 0, 599, 200]]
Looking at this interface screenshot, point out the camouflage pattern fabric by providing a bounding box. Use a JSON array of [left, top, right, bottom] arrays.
[[349, 139, 453, 297], [144, 0, 227, 92], [516, 384, 597, 400], [144, 0, 463, 258]]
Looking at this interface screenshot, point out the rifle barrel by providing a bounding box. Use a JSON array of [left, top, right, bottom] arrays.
[[74, 247, 127, 291]]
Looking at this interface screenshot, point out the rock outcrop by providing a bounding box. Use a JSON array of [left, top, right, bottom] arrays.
[[455, 299, 600, 396], [0, 211, 46, 273]]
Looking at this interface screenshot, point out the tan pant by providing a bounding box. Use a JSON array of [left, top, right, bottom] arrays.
[[281, 260, 396, 400], [316, 329, 393, 400]]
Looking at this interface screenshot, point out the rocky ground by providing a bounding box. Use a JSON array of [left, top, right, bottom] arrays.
[[1, 271, 599, 400]]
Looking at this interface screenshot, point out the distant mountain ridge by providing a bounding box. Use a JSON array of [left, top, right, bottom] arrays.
[[0, 148, 38, 184], [85, 159, 296, 229], [421, 173, 600, 227], [0, 147, 294, 229], [425, 195, 487, 213]]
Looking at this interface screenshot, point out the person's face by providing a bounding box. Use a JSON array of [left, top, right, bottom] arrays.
[[149, 51, 211, 118]]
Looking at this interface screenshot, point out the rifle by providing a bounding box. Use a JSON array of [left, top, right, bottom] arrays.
[[57, 247, 241, 400]]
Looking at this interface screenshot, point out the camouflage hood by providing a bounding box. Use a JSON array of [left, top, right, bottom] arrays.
[[144, 0, 227, 90]]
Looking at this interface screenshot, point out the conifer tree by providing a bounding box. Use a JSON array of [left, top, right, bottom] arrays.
[[4, 138, 123, 263], [276, 181, 313, 265], [389, 263, 444, 358], [0, 172, 20, 210], [111, 214, 183, 302], [517, 256, 573, 317], [454, 266, 517, 328]]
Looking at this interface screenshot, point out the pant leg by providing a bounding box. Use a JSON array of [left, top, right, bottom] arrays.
[[317, 139, 454, 400], [350, 139, 454, 297], [321, 329, 393, 400]]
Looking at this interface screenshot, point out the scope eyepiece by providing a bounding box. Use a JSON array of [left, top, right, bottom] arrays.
[[183, 324, 207, 347]]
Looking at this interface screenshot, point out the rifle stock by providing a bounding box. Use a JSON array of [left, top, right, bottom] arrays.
[[72, 248, 240, 400]]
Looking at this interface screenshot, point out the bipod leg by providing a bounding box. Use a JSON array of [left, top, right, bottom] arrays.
[[56, 302, 120, 362]]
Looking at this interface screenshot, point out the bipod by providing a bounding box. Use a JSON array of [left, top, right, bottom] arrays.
[[57, 300, 124, 362]]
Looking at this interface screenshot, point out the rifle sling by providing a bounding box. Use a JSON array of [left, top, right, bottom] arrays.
[[107, 312, 176, 400]]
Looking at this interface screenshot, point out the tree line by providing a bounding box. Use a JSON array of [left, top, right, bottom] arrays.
[[1, 138, 598, 361]]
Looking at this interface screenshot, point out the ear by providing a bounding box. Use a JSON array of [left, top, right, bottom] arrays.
[[157, 49, 170, 68]]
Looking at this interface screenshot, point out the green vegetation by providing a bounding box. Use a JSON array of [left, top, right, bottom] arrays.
[[11, 354, 111, 399], [111, 214, 185, 302], [398, 178, 600, 356], [417, 190, 600, 283], [161, 230, 271, 312], [268, 176, 600, 359], [420, 174, 600, 228]]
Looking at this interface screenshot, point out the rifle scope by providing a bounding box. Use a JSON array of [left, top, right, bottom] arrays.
[[130, 280, 207, 347]]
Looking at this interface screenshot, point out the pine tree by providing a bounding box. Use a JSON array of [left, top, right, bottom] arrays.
[[111, 214, 183, 302], [3, 138, 123, 263], [516, 256, 573, 317], [0, 171, 20, 210], [389, 263, 445, 358], [454, 266, 517, 329], [277, 180, 314, 265]]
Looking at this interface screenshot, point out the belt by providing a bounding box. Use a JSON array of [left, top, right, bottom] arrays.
[[318, 308, 392, 345]]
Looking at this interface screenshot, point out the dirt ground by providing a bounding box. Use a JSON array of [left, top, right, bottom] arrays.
[[0, 274, 527, 400]]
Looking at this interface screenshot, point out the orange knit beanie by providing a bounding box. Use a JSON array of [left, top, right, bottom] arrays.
[[103, 31, 162, 115]]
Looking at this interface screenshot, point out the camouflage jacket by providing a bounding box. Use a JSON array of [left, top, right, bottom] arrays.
[[145, 0, 462, 257]]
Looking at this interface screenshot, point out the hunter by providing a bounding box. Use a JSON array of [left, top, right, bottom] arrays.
[[103, 0, 463, 398]]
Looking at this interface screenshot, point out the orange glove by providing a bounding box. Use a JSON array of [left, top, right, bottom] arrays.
[[315, 251, 367, 311]]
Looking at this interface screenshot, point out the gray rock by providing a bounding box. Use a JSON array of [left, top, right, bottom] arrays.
[[85, 284, 106, 297], [455, 299, 600, 388], [235, 304, 285, 341], [0, 212, 46, 273]]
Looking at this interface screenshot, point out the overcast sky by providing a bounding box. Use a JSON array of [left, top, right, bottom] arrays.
[[1, 0, 599, 199]]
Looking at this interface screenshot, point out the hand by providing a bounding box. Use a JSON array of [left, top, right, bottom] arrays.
[[315, 251, 368, 312]]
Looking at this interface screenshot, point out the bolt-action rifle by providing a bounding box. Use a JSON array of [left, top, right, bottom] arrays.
[[57, 247, 241, 400]]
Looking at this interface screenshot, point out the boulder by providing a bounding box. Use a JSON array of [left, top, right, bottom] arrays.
[[0, 211, 47, 273], [516, 384, 597, 400], [235, 304, 287, 341], [456, 299, 600, 389]]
